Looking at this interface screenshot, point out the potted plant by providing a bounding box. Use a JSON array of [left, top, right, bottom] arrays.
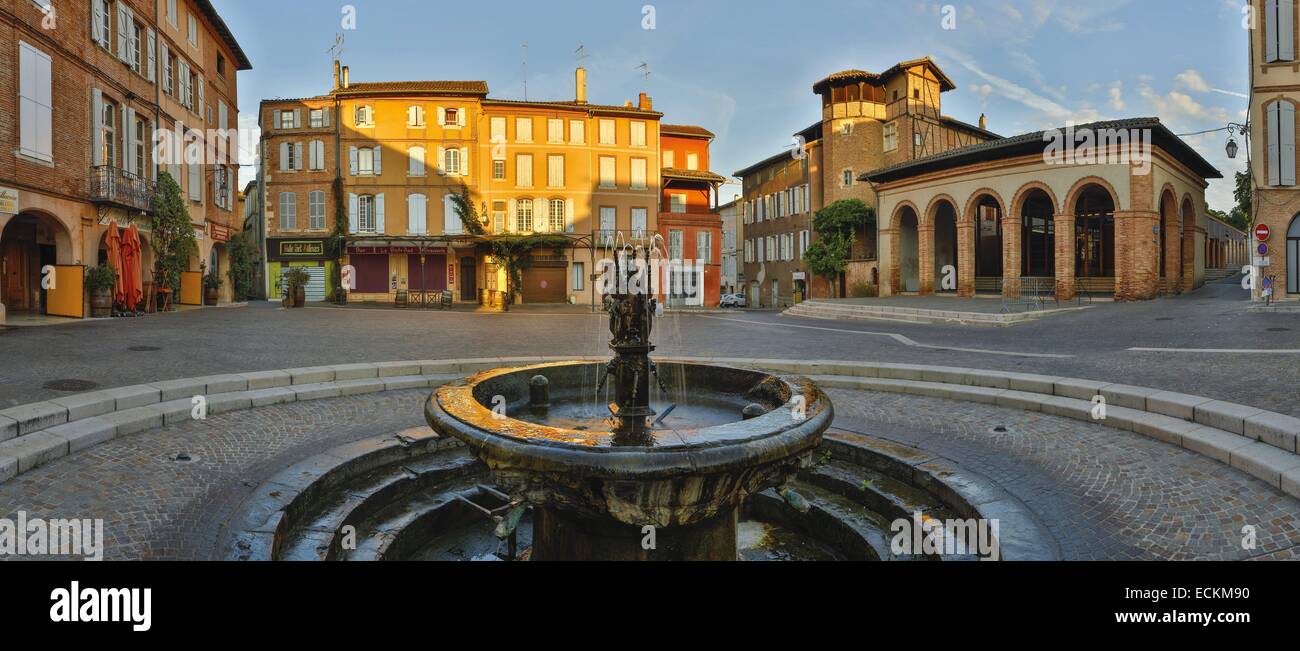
[[284, 267, 310, 308], [86, 263, 117, 318], [203, 269, 220, 306]]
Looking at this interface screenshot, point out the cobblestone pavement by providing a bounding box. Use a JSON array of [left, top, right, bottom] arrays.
[[829, 388, 1300, 561], [2, 384, 1298, 561], [2, 278, 1299, 417]]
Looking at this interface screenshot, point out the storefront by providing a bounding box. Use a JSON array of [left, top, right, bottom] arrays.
[[266, 237, 335, 301], [342, 239, 480, 305]]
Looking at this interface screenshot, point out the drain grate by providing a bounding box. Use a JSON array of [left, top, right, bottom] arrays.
[[1267, 327, 1291, 332], [128, 345, 161, 351], [43, 379, 99, 392], [990, 425, 1010, 434]]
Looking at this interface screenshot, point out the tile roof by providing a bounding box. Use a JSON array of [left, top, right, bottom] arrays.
[[662, 124, 715, 138], [334, 81, 490, 95], [812, 57, 955, 94], [481, 98, 663, 117], [662, 168, 728, 183]]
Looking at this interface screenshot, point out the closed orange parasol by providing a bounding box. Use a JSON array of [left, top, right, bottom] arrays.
[[105, 220, 125, 307], [122, 223, 144, 312]]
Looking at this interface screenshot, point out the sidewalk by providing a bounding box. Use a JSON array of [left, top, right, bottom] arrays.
[[0, 302, 247, 328], [309, 300, 734, 314], [784, 295, 1094, 326]]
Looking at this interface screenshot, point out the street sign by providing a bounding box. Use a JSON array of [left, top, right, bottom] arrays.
[[1258, 243, 1269, 256], [1255, 224, 1271, 241]]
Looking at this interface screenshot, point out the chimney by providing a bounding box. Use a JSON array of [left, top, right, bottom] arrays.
[[342, 66, 350, 89], [333, 60, 341, 90], [575, 67, 587, 104], [638, 92, 652, 111], [979, 113, 987, 130], [624, 100, 633, 108]]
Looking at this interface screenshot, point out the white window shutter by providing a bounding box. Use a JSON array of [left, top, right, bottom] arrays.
[[117, 5, 129, 61], [1270, 101, 1283, 186], [348, 193, 359, 232], [197, 78, 205, 120], [375, 194, 386, 232], [1284, 0, 1297, 61], [150, 118, 158, 181], [408, 194, 420, 234], [1283, 101, 1296, 186], [92, 89, 103, 166], [436, 146, 446, 175], [123, 107, 135, 174], [507, 199, 517, 232], [373, 146, 382, 175], [458, 110, 466, 127], [349, 146, 358, 175], [280, 142, 290, 171], [437, 106, 446, 126], [460, 147, 469, 177], [294, 142, 304, 171], [147, 29, 156, 82], [444, 194, 460, 234], [534, 198, 546, 232], [93, 5, 105, 46], [1269, 0, 1281, 62], [293, 109, 301, 128], [565, 198, 574, 232], [323, 108, 331, 127]]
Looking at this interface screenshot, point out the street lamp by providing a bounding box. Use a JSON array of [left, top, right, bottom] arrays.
[[1226, 136, 1239, 159]]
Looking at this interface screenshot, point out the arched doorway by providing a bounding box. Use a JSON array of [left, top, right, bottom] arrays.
[[932, 201, 958, 292], [1, 212, 73, 315], [1074, 185, 1116, 293], [1020, 190, 1055, 278], [1158, 190, 1175, 282], [897, 206, 920, 292], [972, 195, 1003, 292], [1288, 214, 1300, 295]]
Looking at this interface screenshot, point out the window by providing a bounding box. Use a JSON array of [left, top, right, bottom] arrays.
[[842, 169, 854, 188], [631, 158, 647, 190], [630, 121, 646, 147], [669, 230, 683, 260], [686, 152, 699, 170], [355, 146, 376, 175], [354, 105, 373, 127], [167, 0, 177, 27], [572, 262, 585, 291], [549, 199, 565, 232], [493, 159, 506, 180], [799, 230, 810, 258], [913, 88, 920, 100], [516, 154, 533, 187], [443, 148, 460, 176], [516, 117, 533, 142], [187, 13, 197, 47], [216, 54, 225, 77], [310, 108, 325, 128], [599, 119, 615, 145], [632, 208, 647, 239], [406, 193, 427, 235], [409, 146, 425, 176], [670, 194, 687, 214], [17, 41, 52, 162], [599, 207, 615, 244], [284, 141, 298, 170], [444, 107, 459, 126], [357, 195, 377, 233], [407, 105, 425, 127], [101, 101, 116, 167], [569, 120, 585, 144], [130, 21, 142, 72], [1268, 99, 1297, 186], [883, 123, 898, 151], [280, 192, 297, 230], [492, 202, 506, 232], [132, 116, 146, 174], [548, 119, 564, 143], [490, 116, 506, 141], [93, 0, 112, 48], [516, 199, 533, 232], [697, 231, 712, 264], [309, 191, 326, 229], [547, 154, 565, 188], [914, 132, 923, 147], [599, 156, 616, 188], [663, 150, 675, 168]]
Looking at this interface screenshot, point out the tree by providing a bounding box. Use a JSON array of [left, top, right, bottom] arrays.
[[1229, 165, 1253, 231], [481, 234, 570, 311], [225, 231, 259, 301], [149, 171, 199, 297], [804, 199, 876, 297], [448, 185, 487, 236]]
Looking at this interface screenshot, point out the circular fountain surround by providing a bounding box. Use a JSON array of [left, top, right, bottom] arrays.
[[424, 360, 833, 560]]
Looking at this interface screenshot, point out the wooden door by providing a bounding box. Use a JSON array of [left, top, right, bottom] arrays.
[[2, 241, 28, 312]]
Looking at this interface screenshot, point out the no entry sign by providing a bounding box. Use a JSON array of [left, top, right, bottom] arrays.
[[1255, 224, 1271, 241]]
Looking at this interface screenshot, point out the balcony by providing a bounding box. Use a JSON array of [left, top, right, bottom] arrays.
[[90, 166, 155, 213]]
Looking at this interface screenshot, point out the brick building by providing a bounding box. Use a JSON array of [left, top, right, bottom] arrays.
[[1248, 0, 1300, 301], [658, 124, 724, 307], [717, 195, 740, 295], [0, 0, 249, 321], [260, 64, 703, 307]]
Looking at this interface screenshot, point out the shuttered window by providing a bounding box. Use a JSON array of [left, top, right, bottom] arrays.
[[1268, 0, 1297, 63], [280, 192, 297, 230], [1269, 100, 1296, 186], [309, 191, 326, 229], [18, 41, 52, 162]]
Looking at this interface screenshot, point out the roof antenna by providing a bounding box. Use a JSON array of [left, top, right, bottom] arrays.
[[327, 32, 344, 62], [575, 44, 590, 63], [521, 42, 529, 101], [636, 61, 651, 81]]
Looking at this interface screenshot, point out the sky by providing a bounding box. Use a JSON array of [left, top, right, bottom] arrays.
[[216, 0, 1252, 211]]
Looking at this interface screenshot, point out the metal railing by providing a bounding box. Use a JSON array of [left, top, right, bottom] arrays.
[[90, 165, 155, 212], [1001, 276, 1054, 313]]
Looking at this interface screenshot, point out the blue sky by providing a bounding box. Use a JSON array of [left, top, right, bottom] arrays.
[[218, 0, 1251, 210]]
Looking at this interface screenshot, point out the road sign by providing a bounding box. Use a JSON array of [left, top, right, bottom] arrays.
[[1255, 224, 1271, 241], [1258, 243, 1269, 256]]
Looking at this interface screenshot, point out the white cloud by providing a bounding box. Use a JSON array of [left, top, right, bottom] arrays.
[[1175, 69, 1211, 93], [940, 49, 1104, 125], [1108, 81, 1126, 111]]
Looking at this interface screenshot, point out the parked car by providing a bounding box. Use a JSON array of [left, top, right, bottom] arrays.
[[720, 293, 747, 308]]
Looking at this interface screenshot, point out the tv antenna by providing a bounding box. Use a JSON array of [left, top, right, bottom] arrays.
[[521, 42, 529, 101], [636, 61, 651, 81], [327, 33, 344, 62], [575, 44, 590, 63]]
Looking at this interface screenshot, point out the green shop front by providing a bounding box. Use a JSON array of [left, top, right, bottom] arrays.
[[266, 237, 336, 302]]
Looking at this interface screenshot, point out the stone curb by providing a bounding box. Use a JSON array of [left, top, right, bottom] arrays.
[[783, 300, 1090, 326]]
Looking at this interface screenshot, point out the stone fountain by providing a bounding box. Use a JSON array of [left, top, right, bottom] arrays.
[[424, 246, 833, 560]]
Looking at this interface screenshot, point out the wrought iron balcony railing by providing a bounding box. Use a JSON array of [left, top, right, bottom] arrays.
[[90, 165, 155, 213]]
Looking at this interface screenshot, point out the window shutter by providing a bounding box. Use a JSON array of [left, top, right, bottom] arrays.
[[1283, 0, 1297, 61], [146, 29, 156, 82], [1270, 101, 1283, 186], [1283, 101, 1297, 186], [444, 194, 460, 234], [437, 107, 446, 126], [117, 4, 129, 61], [322, 107, 331, 127], [161, 44, 170, 92], [458, 110, 466, 127], [375, 194, 386, 232], [93, 4, 105, 46], [150, 118, 158, 181], [348, 193, 359, 232], [436, 146, 446, 175], [507, 198, 517, 232], [1269, 0, 1281, 62], [408, 194, 420, 234], [565, 198, 574, 232], [294, 142, 304, 171], [534, 198, 546, 232], [280, 142, 289, 171], [197, 78, 205, 120], [460, 147, 469, 177], [372, 146, 382, 175], [349, 146, 358, 175], [125, 107, 137, 174]]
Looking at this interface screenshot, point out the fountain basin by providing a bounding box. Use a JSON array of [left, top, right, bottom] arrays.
[[424, 361, 833, 560]]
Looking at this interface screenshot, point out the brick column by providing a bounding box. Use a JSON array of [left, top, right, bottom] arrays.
[[1181, 226, 1197, 291], [918, 223, 935, 295], [957, 221, 975, 297], [1115, 211, 1159, 301], [1164, 217, 1184, 293], [1054, 213, 1076, 301], [880, 227, 897, 296], [1002, 214, 1021, 298]]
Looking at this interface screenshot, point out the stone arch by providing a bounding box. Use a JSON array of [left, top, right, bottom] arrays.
[[923, 193, 959, 226], [1064, 175, 1122, 216], [889, 200, 922, 231], [962, 188, 1006, 225], [966, 189, 1006, 282], [1180, 195, 1197, 283], [1009, 181, 1060, 217], [891, 203, 920, 293]]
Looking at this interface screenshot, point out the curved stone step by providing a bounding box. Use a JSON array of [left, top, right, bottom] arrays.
[[747, 484, 896, 561], [336, 478, 499, 561]]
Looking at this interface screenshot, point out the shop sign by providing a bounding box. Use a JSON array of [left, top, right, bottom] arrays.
[[0, 187, 18, 215], [210, 224, 231, 242], [279, 240, 325, 257]]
